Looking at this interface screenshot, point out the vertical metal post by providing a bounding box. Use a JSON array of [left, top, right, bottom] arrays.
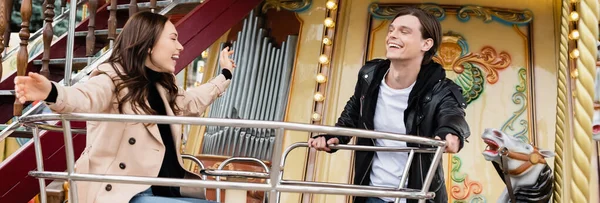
[[61, 119, 78, 203], [418, 146, 444, 203], [63, 0, 78, 86], [269, 128, 284, 203], [395, 149, 415, 203], [33, 126, 48, 203]]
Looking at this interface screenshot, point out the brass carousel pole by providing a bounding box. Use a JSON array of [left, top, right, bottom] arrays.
[[568, 0, 599, 202]]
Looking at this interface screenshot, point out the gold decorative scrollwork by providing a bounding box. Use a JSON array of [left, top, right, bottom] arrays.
[[433, 46, 511, 84], [262, 0, 312, 13], [369, 3, 445, 21], [457, 5, 533, 25]]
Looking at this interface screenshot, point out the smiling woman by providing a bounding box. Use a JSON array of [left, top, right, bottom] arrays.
[[13, 11, 236, 203]]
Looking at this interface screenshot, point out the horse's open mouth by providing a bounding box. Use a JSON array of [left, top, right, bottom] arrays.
[[484, 138, 499, 154]]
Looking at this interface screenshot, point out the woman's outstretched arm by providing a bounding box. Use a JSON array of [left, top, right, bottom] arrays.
[[15, 64, 116, 113], [177, 47, 236, 116]]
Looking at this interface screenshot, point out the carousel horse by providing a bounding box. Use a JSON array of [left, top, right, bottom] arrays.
[[481, 128, 555, 203]]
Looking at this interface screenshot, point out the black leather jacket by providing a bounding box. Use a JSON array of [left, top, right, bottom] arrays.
[[319, 59, 470, 203]]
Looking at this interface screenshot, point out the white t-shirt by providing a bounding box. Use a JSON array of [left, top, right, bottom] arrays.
[[369, 71, 414, 202]]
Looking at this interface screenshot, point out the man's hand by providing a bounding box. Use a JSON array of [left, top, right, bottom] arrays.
[[434, 133, 460, 153], [308, 136, 339, 152]]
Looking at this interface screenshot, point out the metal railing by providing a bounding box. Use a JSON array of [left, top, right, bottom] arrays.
[[15, 113, 446, 203]]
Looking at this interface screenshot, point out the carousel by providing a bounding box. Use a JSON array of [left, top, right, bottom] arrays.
[[0, 0, 598, 202]]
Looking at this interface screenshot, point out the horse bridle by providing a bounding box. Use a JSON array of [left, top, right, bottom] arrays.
[[498, 146, 547, 203]]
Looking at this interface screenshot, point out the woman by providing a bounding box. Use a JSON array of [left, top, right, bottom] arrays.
[[14, 11, 235, 203]]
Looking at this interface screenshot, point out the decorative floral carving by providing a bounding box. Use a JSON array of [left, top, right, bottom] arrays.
[[457, 5, 533, 26], [500, 68, 529, 143], [369, 3, 445, 21], [433, 32, 511, 85], [368, 3, 532, 26], [450, 155, 484, 201], [262, 0, 312, 13]]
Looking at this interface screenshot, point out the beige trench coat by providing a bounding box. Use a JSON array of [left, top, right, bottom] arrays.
[[46, 63, 230, 203]]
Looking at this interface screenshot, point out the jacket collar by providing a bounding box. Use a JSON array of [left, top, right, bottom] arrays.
[[369, 59, 445, 105]]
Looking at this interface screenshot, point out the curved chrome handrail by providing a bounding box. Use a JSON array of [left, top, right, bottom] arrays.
[[18, 113, 445, 203]]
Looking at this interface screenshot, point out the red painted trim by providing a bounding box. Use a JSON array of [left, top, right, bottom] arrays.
[[175, 0, 263, 73], [0, 121, 86, 203]]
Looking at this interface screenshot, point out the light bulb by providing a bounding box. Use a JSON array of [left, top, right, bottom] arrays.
[[323, 37, 332, 45], [569, 29, 580, 40], [312, 113, 322, 121], [324, 18, 335, 28], [570, 49, 580, 59], [314, 92, 325, 102], [326, 1, 337, 10], [316, 73, 328, 83], [319, 55, 330, 64], [569, 11, 579, 21]]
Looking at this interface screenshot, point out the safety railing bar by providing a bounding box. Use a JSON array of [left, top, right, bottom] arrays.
[[396, 149, 415, 203], [279, 180, 421, 192], [279, 142, 436, 171], [19, 113, 446, 147], [201, 169, 269, 179], [215, 156, 271, 203], [181, 154, 207, 180], [0, 102, 46, 143], [269, 128, 284, 203], [332, 145, 436, 153], [419, 146, 445, 203], [276, 184, 434, 199], [61, 119, 78, 203], [28, 171, 433, 199], [33, 126, 47, 203], [27, 123, 87, 134]]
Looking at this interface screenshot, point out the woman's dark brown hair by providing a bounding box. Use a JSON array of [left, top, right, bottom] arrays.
[[105, 11, 181, 115]]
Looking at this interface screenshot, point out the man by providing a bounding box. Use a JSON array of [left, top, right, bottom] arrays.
[[308, 6, 470, 203]]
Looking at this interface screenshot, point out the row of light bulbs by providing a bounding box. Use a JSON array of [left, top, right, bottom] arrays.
[[568, 1, 580, 59], [312, 0, 338, 123], [568, 0, 581, 81]]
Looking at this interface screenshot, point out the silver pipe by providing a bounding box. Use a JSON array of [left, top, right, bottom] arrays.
[[20, 113, 446, 147], [240, 28, 264, 119], [280, 180, 420, 191], [259, 47, 277, 121], [268, 136, 276, 160], [235, 14, 258, 120], [420, 146, 445, 197], [64, 0, 79, 86], [226, 25, 246, 119], [396, 150, 415, 203], [269, 41, 286, 122], [275, 36, 298, 121], [27, 171, 434, 199], [266, 46, 283, 121], [204, 170, 269, 179], [61, 119, 78, 203], [33, 127, 47, 203], [244, 28, 266, 119], [271, 128, 285, 203], [249, 40, 271, 120]]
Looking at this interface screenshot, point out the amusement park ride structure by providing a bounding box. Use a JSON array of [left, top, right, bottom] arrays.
[[0, 0, 599, 203]]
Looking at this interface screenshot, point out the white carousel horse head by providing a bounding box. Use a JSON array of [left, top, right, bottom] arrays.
[[481, 128, 554, 203]]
